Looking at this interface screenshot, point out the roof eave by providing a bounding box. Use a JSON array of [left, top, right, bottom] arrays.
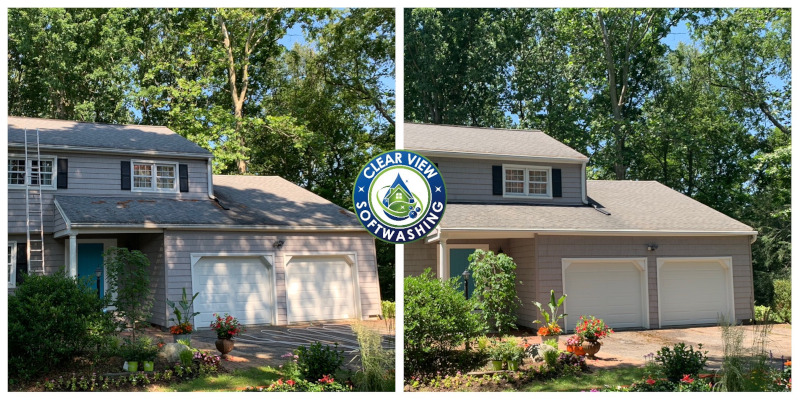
[[410, 149, 588, 164], [439, 227, 758, 237], [8, 143, 213, 159]]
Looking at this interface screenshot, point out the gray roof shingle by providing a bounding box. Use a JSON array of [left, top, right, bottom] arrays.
[[405, 123, 588, 161], [8, 116, 211, 156], [440, 180, 755, 234], [55, 175, 360, 229]]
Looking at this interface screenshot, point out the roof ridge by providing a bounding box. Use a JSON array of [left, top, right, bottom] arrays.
[[8, 115, 170, 130], [404, 122, 546, 135]]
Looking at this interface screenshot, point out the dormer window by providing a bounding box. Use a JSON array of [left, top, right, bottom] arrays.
[[7, 157, 56, 189], [502, 165, 552, 198], [131, 160, 178, 192]]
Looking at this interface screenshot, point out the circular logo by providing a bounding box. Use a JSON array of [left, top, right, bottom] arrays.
[[353, 150, 446, 244]]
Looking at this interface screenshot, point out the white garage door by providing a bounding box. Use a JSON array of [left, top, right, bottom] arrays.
[[192, 256, 274, 327], [286, 256, 355, 323], [563, 259, 648, 330], [658, 258, 733, 327]]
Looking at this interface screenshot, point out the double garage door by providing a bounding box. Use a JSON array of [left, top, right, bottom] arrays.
[[192, 255, 356, 327], [563, 257, 734, 329]]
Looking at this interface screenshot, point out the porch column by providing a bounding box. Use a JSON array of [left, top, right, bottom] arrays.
[[438, 238, 447, 280], [68, 233, 78, 277]]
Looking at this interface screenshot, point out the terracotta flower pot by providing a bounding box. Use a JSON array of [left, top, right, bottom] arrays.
[[581, 341, 601, 359], [216, 338, 235, 358]]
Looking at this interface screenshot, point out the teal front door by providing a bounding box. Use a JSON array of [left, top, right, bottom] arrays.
[[450, 248, 478, 298], [78, 243, 105, 297]]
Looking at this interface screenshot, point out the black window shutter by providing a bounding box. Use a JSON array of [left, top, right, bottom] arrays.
[[179, 164, 189, 193], [492, 165, 503, 195], [121, 161, 131, 190], [552, 168, 562, 197], [56, 158, 68, 188]]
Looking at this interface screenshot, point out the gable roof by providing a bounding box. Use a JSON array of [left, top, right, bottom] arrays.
[[404, 123, 589, 161], [8, 116, 211, 157], [440, 180, 755, 235], [54, 175, 361, 231]]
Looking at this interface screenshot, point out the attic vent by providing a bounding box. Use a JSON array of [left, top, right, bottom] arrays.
[[592, 203, 611, 216]]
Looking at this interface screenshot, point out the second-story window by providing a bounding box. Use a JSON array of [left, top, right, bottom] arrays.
[[503, 165, 551, 198], [7, 157, 56, 189], [132, 161, 178, 192]]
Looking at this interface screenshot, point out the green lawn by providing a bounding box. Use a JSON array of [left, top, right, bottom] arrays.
[[151, 367, 281, 392], [522, 366, 642, 392]]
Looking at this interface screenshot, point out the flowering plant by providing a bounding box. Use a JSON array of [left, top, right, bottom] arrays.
[[533, 290, 567, 337], [210, 313, 243, 339], [575, 315, 613, 342], [566, 335, 583, 346], [170, 322, 194, 335]]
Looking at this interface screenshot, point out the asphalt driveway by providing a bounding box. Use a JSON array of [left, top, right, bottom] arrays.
[[150, 320, 395, 371], [576, 323, 791, 370]]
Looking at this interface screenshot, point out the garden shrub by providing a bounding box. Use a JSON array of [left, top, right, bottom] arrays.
[[8, 270, 116, 380], [468, 250, 520, 333], [351, 322, 394, 391], [179, 349, 194, 366], [752, 270, 774, 306], [771, 279, 790, 323], [404, 269, 485, 377], [655, 342, 708, 382], [296, 341, 344, 381], [104, 247, 152, 341]]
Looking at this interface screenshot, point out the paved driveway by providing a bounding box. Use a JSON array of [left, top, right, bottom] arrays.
[[152, 320, 395, 371], [580, 323, 791, 370]]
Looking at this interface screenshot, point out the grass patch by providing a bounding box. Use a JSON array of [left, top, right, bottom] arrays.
[[151, 366, 281, 392], [522, 366, 642, 392]]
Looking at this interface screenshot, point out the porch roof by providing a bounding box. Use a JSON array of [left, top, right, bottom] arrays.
[[53, 176, 361, 231], [439, 180, 756, 235]]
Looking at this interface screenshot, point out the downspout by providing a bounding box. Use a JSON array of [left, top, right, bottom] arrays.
[[581, 160, 588, 204], [207, 159, 215, 199]]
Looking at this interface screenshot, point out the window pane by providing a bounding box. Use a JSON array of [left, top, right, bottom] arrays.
[[29, 160, 53, 186], [155, 165, 175, 189], [133, 164, 152, 176], [505, 181, 524, 193], [8, 159, 25, 185], [529, 169, 547, 182], [157, 177, 175, 189], [133, 163, 152, 188], [529, 182, 547, 195], [505, 169, 524, 182]]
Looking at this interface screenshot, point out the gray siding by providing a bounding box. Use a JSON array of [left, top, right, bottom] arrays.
[[534, 235, 754, 329], [163, 230, 382, 325], [8, 150, 210, 234], [139, 234, 168, 327], [506, 238, 537, 328], [430, 157, 584, 205]]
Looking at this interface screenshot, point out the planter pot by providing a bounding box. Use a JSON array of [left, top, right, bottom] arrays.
[[215, 338, 235, 358], [173, 334, 191, 345], [126, 361, 139, 372], [491, 360, 504, 371], [567, 345, 587, 356], [142, 361, 155, 372], [581, 341, 602, 359], [540, 334, 560, 347], [508, 360, 520, 371]]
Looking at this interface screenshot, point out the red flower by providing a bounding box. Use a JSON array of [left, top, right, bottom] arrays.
[[287, 379, 295, 386], [646, 378, 656, 385], [680, 374, 694, 384]]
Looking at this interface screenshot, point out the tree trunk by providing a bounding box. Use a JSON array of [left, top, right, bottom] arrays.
[[597, 11, 627, 180]]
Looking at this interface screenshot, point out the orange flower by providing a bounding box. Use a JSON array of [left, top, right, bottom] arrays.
[[785, 360, 792, 367]]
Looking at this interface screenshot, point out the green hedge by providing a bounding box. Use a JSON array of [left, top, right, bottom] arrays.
[[771, 279, 791, 323]]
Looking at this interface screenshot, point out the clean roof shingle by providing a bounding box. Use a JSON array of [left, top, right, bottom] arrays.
[[441, 180, 755, 233], [8, 116, 211, 155], [404, 123, 589, 161]]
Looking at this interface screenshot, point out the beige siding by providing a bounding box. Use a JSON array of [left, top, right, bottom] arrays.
[[430, 157, 584, 205], [535, 235, 754, 328], [8, 150, 210, 234], [404, 239, 437, 277], [163, 230, 381, 325], [506, 238, 536, 328]]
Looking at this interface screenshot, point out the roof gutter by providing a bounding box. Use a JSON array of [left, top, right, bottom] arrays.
[[412, 149, 588, 164], [8, 143, 213, 159], [439, 227, 759, 237], [62, 223, 367, 232]]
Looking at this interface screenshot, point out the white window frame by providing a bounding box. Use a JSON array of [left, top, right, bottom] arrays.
[[131, 160, 179, 193], [8, 242, 17, 288], [7, 156, 57, 190], [502, 164, 552, 199]]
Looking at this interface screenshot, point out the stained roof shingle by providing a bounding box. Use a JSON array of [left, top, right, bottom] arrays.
[[8, 116, 211, 156]]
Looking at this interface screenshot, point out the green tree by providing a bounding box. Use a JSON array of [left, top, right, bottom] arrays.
[[468, 250, 520, 333], [104, 247, 152, 341]]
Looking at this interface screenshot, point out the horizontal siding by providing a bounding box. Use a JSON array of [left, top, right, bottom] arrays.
[[139, 234, 168, 327], [404, 239, 437, 277], [163, 231, 381, 326], [8, 150, 209, 233], [536, 235, 754, 329], [430, 157, 584, 205], [507, 238, 536, 328]]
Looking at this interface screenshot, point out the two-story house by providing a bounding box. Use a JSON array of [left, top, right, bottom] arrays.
[[404, 123, 756, 330], [7, 116, 382, 328]]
